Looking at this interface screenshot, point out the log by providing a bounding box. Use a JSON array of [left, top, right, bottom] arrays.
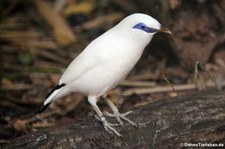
[[3, 88, 225, 148]]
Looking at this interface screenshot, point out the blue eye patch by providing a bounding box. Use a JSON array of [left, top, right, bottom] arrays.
[[133, 23, 158, 33]]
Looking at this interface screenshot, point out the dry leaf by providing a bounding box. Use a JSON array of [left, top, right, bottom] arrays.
[[63, 1, 95, 16], [13, 119, 27, 131]]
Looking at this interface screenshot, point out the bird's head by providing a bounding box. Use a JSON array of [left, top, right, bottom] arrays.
[[113, 13, 171, 48]]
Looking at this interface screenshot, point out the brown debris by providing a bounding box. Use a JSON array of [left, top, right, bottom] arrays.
[[34, 0, 76, 45], [169, 0, 225, 70]]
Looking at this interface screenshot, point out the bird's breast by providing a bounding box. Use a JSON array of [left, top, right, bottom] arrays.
[[94, 40, 145, 82]]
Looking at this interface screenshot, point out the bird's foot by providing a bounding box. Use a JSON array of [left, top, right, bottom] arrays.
[[103, 110, 137, 127], [95, 115, 122, 137]]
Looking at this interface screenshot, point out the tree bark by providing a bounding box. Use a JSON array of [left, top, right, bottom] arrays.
[[4, 88, 225, 149]]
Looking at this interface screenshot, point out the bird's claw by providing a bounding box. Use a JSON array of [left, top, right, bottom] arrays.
[[95, 110, 136, 137], [95, 115, 120, 127], [103, 110, 137, 127], [96, 116, 122, 137]]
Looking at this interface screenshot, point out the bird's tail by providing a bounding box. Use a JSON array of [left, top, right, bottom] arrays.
[[37, 83, 66, 114]]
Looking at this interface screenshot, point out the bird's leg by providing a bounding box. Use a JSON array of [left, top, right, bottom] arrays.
[[103, 96, 137, 127], [88, 96, 122, 137]]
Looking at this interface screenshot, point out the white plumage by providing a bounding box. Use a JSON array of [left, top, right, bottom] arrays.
[[39, 13, 171, 136]]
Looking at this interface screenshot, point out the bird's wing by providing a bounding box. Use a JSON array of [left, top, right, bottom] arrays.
[[41, 44, 100, 107], [59, 39, 107, 85], [59, 29, 119, 85]]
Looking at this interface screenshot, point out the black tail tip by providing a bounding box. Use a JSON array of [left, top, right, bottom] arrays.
[[36, 103, 50, 114]]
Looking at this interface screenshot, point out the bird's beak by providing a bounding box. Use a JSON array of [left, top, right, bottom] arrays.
[[159, 26, 171, 34]]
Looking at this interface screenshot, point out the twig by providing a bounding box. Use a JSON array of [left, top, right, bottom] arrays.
[[122, 80, 225, 96], [119, 80, 156, 87], [35, 49, 68, 64], [194, 61, 221, 90], [26, 111, 56, 124], [0, 140, 10, 144], [201, 65, 220, 90], [163, 77, 177, 93], [128, 71, 160, 81], [32, 122, 55, 128], [194, 61, 199, 90], [2, 83, 32, 90], [74, 13, 124, 31]]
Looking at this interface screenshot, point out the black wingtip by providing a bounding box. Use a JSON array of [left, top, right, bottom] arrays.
[[36, 103, 51, 114], [45, 83, 66, 99], [35, 83, 66, 115]]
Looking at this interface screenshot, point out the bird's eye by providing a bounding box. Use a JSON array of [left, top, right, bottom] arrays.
[[141, 25, 145, 29], [133, 23, 158, 33]]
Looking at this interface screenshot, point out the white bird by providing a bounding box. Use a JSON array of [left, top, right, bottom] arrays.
[[38, 13, 171, 137]]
